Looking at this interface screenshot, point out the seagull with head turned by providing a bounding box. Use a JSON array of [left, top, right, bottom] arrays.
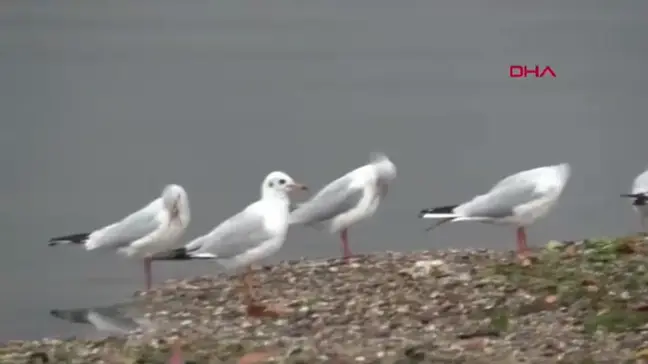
[[48, 184, 191, 291], [419, 163, 571, 260], [621, 167, 648, 235], [177, 171, 308, 317], [289, 152, 397, 260]]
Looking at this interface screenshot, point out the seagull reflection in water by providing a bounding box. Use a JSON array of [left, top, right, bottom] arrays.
[[49, 303, 153, 337]]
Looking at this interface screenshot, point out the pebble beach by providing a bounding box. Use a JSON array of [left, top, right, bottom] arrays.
[[4, 236, 648, 364]]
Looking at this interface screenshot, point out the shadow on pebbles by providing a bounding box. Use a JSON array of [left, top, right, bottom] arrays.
[[5, 236, 648, 363]]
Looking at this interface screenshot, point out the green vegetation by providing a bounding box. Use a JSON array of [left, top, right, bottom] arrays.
[[486, 235, 648, 334]]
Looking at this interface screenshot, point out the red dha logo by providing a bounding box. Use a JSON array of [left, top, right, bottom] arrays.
[[509, 65, 556, 78]]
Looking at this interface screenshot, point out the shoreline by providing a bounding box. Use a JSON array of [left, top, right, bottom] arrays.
[[3, 236, 648, 363]]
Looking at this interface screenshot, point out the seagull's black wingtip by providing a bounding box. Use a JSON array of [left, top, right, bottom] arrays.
[[418, 209, 431, 218], [151, 248, 191, 261], [621, 193, 648, 206], [418, 205, 458, 218], [48, 232, 90, 246]]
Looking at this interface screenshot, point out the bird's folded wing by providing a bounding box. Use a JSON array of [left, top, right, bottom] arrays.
[[289, 176, 365, 225], [85, 199, 162, 250], [456, 181, 542, 219], [188, 209, 273, 259]]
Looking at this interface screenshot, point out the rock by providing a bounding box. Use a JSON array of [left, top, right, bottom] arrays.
[[546, 240, 565, 251]]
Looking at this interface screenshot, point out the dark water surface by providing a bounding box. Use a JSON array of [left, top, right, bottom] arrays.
[[1, 0, 647, 340]]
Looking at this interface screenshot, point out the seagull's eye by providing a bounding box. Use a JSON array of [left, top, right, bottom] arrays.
[[278, 179, 286, 185]]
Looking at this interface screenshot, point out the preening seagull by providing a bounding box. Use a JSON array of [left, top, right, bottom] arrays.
[[419, 163, 571, 257], [177, 171, 307, 317], [620, 167, 648, 234], [289, 152, 397, 260], [48, 184, 191, 291]]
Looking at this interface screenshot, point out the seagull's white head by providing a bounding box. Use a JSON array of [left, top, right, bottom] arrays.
[[261, 171, 308, 200], [161, 184, 189, 221], [370, 152, 397, 182]]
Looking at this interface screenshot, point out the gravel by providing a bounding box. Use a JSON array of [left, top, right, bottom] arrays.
[[4, 235, 648, 363]]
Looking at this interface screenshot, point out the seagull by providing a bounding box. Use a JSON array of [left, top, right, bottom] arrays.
[[49, 303, 152, 336], [178, 171, 307, 317], [419, 163, 571, 258], [621, 167, 648, 234], [47, 184, 191, 291], [289, 152, 397, 260]]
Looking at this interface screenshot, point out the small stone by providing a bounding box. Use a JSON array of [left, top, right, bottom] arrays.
[[424, 324, 437, 332], [545, 240, 564, 251], [396, 305, 409, 313], [586, 285, 599, 293], [457, 272, 472, 282], [545, 295, 557, 304]]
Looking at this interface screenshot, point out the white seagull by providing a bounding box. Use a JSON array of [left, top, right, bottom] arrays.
[[289, 152, 397, 260], [179, 171, 307, 317], [621, 167, 648, 234], [419, 163, 571, 257], [48, 184, 191, 291]]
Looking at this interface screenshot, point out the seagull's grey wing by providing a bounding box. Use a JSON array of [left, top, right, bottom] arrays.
[[489, 167, 541, 192], [491, 164, 567, 192], [457, 180, 542, 218], [190, 209, 273, 259], [87, 200, 163, 249], [633, 169, 648, 194], [289, 176, 365, 225]]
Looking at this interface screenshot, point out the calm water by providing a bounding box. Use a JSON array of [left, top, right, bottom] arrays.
[[1, 0, 647, 340]]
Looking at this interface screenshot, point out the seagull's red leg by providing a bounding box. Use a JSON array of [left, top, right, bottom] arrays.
[[243, 265, 290, 318], [340, 228, 352, 259], [168, 341, 184, 364], [243, 265, 269, 317], [516, 227, 529, 255], [242, 265, 256, 301], [144, 257, 153, 291]]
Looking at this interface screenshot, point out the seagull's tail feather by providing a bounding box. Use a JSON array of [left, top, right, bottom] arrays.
[[418, 204, 460, 219], [48, 232, 90, 246], [150, 247, 217, 261]]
